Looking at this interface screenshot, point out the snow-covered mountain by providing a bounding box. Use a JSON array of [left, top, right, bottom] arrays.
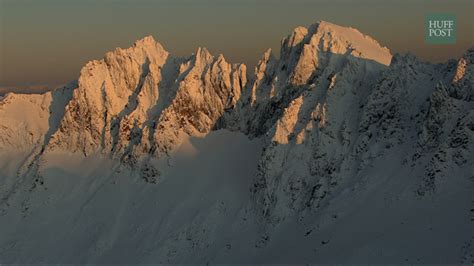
[[0, 21, 472, 263]]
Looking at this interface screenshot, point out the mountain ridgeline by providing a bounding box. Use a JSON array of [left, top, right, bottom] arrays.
[[0, 21, 472, 263]]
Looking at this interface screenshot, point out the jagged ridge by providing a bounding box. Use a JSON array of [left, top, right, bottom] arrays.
[[0, 20, 473, 264]]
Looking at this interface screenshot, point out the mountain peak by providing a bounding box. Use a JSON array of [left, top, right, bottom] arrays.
[[279, 21, 392, 69], [133, 35, 158, 47], [129, 35, 168, 59], [315, 20, 357, 32], [313, 21, 392, 65], [194, 47, 214, 66], [283, 26, 310, 48]]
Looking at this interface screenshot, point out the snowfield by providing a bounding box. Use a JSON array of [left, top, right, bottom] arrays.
[[0, 130, 265, 263]]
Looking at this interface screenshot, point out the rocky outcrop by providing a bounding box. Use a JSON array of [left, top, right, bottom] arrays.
[[36, 37, 247, 166]]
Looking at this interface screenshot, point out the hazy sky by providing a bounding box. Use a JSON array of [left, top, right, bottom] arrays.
[[0, 0, 473, 90]]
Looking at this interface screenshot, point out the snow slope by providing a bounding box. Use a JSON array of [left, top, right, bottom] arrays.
[[1, 129, 470, 264], [0, 21, 473, 263]]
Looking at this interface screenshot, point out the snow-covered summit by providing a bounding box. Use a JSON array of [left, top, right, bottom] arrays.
[[281, 21, 391, 66]]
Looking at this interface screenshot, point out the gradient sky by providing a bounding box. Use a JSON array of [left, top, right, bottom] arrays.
[[0, 0, 473, 91]]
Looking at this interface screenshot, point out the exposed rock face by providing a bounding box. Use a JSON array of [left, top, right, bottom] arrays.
[[22, 37, 248, 166], [246, 44, 473, 222], [216, 21, 395, 220], [0, 21, 473, 263]]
